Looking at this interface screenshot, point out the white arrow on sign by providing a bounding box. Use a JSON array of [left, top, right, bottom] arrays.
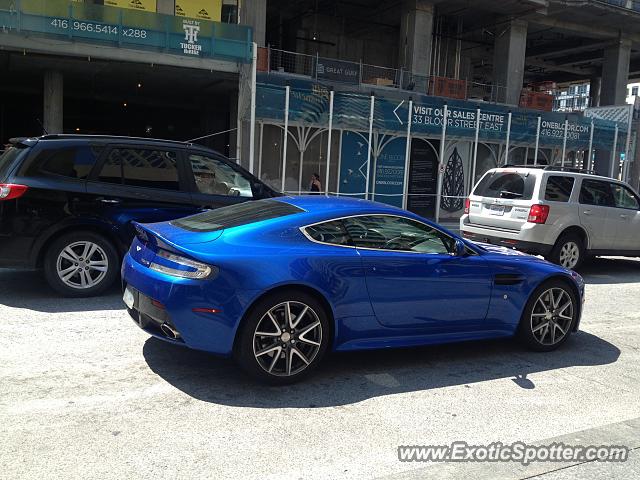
[[393, 100, 405, 125]]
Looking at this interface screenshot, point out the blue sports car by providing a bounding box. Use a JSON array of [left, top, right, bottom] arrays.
[[122, 196, 585, 384]]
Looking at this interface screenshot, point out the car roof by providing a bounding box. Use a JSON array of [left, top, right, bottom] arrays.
[[15, 134, 226, 155], [488, 166, 630, 183], [275, 195, 405, 217]]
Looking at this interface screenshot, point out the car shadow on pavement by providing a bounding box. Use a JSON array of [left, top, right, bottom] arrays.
[[0, 269, 123, 312], [143, 330, 619, 408], [580, 257, 640, 285]]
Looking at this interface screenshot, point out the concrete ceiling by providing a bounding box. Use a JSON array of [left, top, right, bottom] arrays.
[[266, 0, 640, 84]]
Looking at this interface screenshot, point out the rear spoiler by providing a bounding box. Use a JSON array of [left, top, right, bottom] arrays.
[[9, 137, 37, 149], [132, 221, 188, 256]]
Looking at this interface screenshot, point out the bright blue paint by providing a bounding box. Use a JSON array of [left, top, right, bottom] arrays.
[[122, 196, 585, 357]]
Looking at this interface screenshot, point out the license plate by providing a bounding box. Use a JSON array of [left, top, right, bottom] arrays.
[[487, 204, 505, 216], [123, 287, 135, 309]]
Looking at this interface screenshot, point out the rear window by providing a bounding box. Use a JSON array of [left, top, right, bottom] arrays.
[[0, 147, 24, 180], [27, 146, 102, 180], [473, 171, 536, 200], [544, 176, 575, 202], [172, 199, 303, 232]]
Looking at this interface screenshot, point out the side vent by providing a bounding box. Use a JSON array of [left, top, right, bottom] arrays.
[[495, 274, 525, 286]]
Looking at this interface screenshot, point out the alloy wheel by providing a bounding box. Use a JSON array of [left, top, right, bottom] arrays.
[[56, 241, 109, 290], [559, 241, 580, 269], [530, 288, 574, 346], [253, 301, 323, 377]]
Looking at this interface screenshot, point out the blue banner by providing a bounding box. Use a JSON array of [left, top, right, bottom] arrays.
[[256, 75, 626, 154], [373, 137, 406, 208]]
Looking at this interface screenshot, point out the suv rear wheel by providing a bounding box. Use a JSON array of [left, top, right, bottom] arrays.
[[548, 233, 584, 270], [44, 231, 119, 297]]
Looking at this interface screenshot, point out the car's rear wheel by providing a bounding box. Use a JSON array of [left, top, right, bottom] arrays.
[[548, 233, 584, 270], [234, 291, 330, 384], [517, 280, 578, 352], [43, 231, 119, 297]]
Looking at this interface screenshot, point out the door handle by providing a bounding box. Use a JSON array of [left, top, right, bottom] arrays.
[[98, 198, 121, 205], [583, 210, 592, 216], [620, 214, 629, 219]]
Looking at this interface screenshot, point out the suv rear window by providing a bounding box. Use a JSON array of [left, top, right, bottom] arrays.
[[28, 146, 102, 180], [0, 147, 23, 180], [544, 176, 575, 202], [172, 199, 303, 232], [473, 171, 536, 200]]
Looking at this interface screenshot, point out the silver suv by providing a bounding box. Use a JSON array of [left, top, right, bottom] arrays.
[[460, 166, 640, 269]]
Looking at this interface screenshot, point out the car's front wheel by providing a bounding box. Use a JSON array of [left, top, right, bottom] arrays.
[[517, 280, 578, 352], [234, 291, 330, 384], [43, 231, 119, 297]]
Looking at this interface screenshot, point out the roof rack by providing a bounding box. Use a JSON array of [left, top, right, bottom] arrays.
[[543, 166, 597, 175], [501, 164, 596, 175], [37, 134, 193, 146]]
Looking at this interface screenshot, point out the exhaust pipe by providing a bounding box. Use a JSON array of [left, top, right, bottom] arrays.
[[160, 323, 180, 339]]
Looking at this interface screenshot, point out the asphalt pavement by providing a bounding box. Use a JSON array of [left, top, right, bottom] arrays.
[[1, 256, 639, 479]]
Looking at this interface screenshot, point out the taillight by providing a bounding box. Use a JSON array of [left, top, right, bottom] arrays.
[[149, 249, 213, 279], [464, 198, 470, 214], [0, 184, 28, 201], [528, 204, 550, 224]]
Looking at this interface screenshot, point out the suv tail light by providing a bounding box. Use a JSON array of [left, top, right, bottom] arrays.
[[528, 204, 550, 224], [0, 184, 28, 201], [464, 198, 470, 214]]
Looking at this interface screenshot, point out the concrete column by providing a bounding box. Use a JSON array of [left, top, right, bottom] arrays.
[[156, 0, 174, 15], [492, 19, 528, 106], [239, 0, 266, 47], [43, 71, 63, 135], [589, 76, 601, 108], [398, 0, 434, 78], [601, 38, 631, 106]]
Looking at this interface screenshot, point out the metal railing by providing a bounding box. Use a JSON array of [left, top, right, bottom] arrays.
[[263, 47, 507, 104], [0, 0, 252, 62]]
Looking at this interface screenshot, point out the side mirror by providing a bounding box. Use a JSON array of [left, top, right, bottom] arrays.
[[453, 239, 466, 257]]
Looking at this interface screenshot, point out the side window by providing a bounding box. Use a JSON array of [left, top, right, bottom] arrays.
[[579, 179, 615, 207], [98, 148, 180, 190], [611, 184, 640, 210], [544, 176, 575, 202], [30, 146, 102, 180], [343, 215, 453, 254], [304, 220, 353, 246], [97, 150, 122, 185], [189, 154, 252, 198]]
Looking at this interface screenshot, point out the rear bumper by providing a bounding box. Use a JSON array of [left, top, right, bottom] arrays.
[[121, 251, 256, 357], [461, 230, 553, 256]]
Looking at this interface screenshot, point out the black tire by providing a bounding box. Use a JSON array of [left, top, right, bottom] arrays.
[[547, 233, 585, 270], [234, 290, 331, 385], [517, 279, 578, 352], [43, 231, 120, 298]]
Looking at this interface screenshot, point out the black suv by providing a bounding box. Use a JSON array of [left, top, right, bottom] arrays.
[[0, 135, 277, 297]]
